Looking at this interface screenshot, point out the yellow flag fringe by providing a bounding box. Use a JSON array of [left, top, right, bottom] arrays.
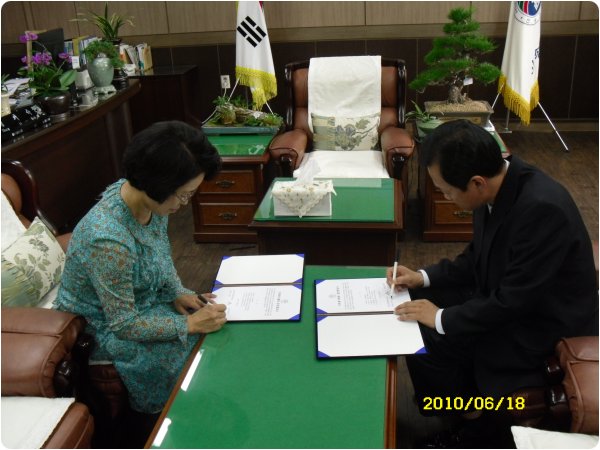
[[235, 66, 277, 109], [498, 75, 539, 126]]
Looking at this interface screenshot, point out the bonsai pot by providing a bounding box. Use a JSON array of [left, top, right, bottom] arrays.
[[425, 100, 494, 127]]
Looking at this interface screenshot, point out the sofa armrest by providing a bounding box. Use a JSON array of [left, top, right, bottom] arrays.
[[556, 336, 599, 434], [380, 126, 414, 179], [268, 129, 308, 176], [1, 308, 86, 398]]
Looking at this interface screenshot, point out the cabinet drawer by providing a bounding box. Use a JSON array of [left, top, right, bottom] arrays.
[[199, 203, 256, 225], [433, 200, 473, 225], [199, 171, 255, 194]]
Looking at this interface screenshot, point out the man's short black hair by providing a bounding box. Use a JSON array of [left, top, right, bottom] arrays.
[[419, 119, 504, 191], [123, 121, 222, 203]]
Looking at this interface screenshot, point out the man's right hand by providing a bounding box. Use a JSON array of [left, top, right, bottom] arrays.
[[386, 265, 425, 291], [187, 303, 227, 334]]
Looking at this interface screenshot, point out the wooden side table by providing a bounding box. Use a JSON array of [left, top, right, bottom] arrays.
[[419, 127, 509, 242], [192, 133, 274, 243], [249, 178, 402, 265]]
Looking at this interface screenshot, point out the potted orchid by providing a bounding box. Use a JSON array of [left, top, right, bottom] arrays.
[[17, 31, 76, 121]]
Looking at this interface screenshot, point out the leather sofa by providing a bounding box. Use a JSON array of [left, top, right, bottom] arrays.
[[3, 159, 135, 448], [2, 160, 95, 448], [1, 307, 94, 448]]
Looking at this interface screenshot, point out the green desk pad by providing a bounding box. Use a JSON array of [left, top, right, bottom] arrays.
[[206, 134, 272, 157], [153, 265, 390, 449], [254, 178, 395, 222]]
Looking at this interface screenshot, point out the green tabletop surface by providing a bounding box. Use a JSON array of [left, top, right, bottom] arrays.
[[206, 134, 273, 157], [151, 265, 391, 449], [253, 178, 395, 223]]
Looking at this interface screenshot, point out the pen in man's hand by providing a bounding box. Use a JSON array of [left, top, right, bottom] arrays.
[[390, 248, 401, 298]]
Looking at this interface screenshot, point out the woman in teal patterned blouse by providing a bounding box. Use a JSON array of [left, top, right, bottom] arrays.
[[55, 121, 227, 416]]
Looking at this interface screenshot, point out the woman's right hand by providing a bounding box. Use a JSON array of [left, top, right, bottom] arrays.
[[187, 303, 227, 334]]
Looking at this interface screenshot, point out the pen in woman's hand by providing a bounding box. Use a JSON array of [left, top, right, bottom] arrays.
[[197, 293, 213, 306]]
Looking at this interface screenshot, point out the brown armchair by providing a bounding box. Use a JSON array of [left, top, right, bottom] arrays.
[[2, 159, 71, 251], [268, 57, 414, 202], [1, 307, 94, 448]]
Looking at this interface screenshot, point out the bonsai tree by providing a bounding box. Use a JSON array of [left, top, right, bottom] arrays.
[[83, 40, 124, 69], [409, 7, 501, 104]]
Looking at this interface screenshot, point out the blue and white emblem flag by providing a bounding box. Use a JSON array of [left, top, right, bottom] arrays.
[[235, 1, 277, 109], [498, 1, 541, 125]]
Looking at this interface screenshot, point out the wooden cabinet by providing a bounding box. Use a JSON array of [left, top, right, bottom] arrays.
[[129, 65, 201, 133], [1, 81, 140, 233], [418, 127, 509, 242], [192, 153, 271, 243], [419, 166, 475, 242]]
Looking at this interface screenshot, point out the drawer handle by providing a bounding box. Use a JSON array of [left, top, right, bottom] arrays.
[[219, 212, 238, 221], [453, 210, 473, 218], [216, 180, 236, 188]]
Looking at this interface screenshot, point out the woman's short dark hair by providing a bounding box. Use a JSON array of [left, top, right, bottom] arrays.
[[123, 121, 222, 203], [419, 119, 504, 191]]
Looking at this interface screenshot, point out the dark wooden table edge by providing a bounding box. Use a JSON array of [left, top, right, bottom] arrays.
[[385, 357, 398, 449]]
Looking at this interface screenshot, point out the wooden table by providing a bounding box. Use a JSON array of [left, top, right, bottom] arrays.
[[146, 265, 396, 449], [249, 178, 403, 266]]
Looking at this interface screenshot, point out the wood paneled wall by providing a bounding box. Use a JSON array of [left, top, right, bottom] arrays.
[[2, 1, 598, 45], [2, 1, 598, 123]]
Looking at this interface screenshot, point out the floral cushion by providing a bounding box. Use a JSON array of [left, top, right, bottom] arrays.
[[312, 113, 380, 151], [1, 190, 26, 252], [1, 217, 65, 307]]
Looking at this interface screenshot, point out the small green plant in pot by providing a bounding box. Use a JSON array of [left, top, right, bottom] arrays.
[[83, 40, 124, 95], [83, 40, 123, 69], [209, 94, 283, 129], [405, 102, 443, 139], [72, 2, 134, 43]]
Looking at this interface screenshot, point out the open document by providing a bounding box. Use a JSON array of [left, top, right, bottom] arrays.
[[212, 254, 304, 321], [315, 278, 426, 358]]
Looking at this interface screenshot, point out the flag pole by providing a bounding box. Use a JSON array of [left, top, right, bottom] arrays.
[[492, 83, 512, 134], [537, 103, 569, 152]]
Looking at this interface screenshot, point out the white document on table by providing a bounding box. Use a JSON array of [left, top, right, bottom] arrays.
[[212, 254, 304, 321], [315, 278, 426, 358], [212, 284, 302, 321], [214, 254, 304, 286]]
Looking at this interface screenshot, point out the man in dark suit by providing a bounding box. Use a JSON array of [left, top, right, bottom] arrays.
[[389, 120, 598, 447]]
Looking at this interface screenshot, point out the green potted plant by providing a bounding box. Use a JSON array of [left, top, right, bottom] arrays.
[[83, 40, 124, 95], [409, 7, 501, 124], [17, 31, 76, 121], [405, 101, 444, 139], [83, 40, 124, 70], [208, 94, 283, 129], [72, 2, 134, 43]]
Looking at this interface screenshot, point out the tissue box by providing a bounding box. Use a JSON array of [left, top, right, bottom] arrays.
[[272, 180, 333, 217]]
